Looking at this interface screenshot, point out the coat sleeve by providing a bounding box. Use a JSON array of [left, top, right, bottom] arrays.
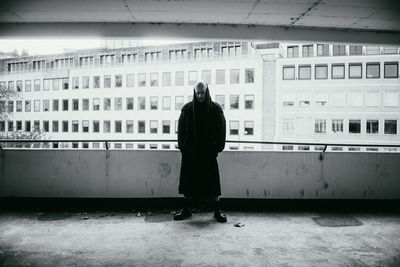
[[215, 106, 226, 153], [177, 109, 186, 153]]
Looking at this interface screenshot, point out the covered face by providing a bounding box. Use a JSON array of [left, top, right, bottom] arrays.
[[194, 81, 208, 103]]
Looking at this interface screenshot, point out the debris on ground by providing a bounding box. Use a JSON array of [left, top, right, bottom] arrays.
[[82, 216, 89, 220], [136, 212, 142, 217], [234, 222, 245, 227]]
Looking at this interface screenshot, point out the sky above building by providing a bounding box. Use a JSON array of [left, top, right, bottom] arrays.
[[0, 38, 198, 56]]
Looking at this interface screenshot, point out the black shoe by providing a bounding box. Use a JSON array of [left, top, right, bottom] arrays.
[[213, 210, 227, 223], [173, 208, 192, 220]]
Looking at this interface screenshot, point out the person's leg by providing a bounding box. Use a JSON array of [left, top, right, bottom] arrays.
[[212, 195, 227, 223], [173, 196, 193, 220]]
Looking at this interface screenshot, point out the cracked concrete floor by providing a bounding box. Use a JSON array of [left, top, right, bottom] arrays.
[[0, 211, 399, 266]]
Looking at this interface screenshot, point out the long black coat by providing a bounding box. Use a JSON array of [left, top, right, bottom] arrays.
[[177, 92, 226, 197]]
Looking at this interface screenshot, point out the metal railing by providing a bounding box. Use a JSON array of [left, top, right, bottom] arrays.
[[1, 139, 399, 152]]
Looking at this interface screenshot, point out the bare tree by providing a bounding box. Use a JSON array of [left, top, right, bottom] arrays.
[[0, 86, 47, 148]]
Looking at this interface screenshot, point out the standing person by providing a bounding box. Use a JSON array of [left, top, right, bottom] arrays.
[[174, 81, 227, 223]]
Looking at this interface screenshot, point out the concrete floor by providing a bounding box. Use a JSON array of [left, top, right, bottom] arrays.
[[0, 210, 399, 267]]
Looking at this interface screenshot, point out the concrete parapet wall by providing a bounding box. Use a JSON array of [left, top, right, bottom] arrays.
[[1, 150, 399, 199]]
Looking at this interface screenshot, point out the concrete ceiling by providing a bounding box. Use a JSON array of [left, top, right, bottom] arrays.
[[0, 0, 399, 44]]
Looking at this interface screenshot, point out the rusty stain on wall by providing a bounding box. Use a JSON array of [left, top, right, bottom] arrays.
[[158, 161, 171, 178]]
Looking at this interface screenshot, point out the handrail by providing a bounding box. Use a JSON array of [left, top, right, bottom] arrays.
[[0, 139, 399, 147]]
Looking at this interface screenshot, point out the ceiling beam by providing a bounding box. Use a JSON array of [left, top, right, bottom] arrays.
[[0, 23, 399, 45]]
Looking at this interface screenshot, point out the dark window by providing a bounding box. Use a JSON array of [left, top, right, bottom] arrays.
[[349, 120, 361, 133]]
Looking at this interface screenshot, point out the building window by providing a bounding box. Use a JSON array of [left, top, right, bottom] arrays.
[[72, 77, 79, 89], [333, 44, 346, 56], [215, 95, 225, 109], [349, 45, 362, 55], [366, 46, 380, 55], [244, 68, 255, 83], [43, 121, 49, 132], [16, 80, 22, 92], [138, 121, 145, 133], [287, 46, 299, 58], [104, 75, 111, 88], [127, 97, 134, 110], [189, 71, 197, 85], [115, 121, 122, 133], [138, 73, 146, 87], [62, 121, 69, 132], [194, 47, 212, 59], [162, 144, 170, 149], [216, 70, 225, 84], [34, 79, 40, 91], [332, 119, 343, 133], [175, 96, 184, 110], [72, 120, 79, 132], [0, 101, 4, 113], [93, 98, 100, 111], [175, 71, 184, 86], [62, 99, 68, 111], [298, 65, 311, 80], [150, 97, 158, 110], [115, 74, 122, 87], [366, 120, 379, 134], [366, 63, 380, 78], [175, 120, 178, 134], [349, 63, 362, 79], [52, 79, 59, 91], [332, 64, 345, 79], [245, 95, 254, 109], [138, 144, 145, 149], [104, 98, 111, 110], [82, 120, 89, 133], [299, 100, 310, 107], [384, 120, 397, 134], [24, 100, 31, 112], [25, 121, 31, 132], [122, 53, 137, 64], [162, 120, 170, 134], [126, 74, 134, 87], [52, 121, 58, 132], [145, 51, 161, 62], [202, 70, 211, 84], [93, 76, 100, 88], [72, 99, 79, 111], [7, 101, 14, 112], [230, 95, 239, 109], [150, 73, 159, 87], [7, 121, 14, 132], [82, 99, 89, 111], [33, 121, 40, 131], [282, 119, 294, 134], [138, 97, 146, 110], [384, 62, 398, 78], [114, 97, 122, 110], [44, 79, 50, 91], [244, 121, 254, 135], [100, 54, 115, 65], [82, 76, 89, 89], [169, 49, 187, 61], [162, 72, 171, 86], [302, 45, 313, 57], [126, 120, 134, 133], [229, 121, 239, 135], [62, 78, 69, 90], [315, 65, 328, 79], [52, 99, 59, 111], [283, 66, 295, 80], [25, 80, 31, 92], [349, 120, 361, 133], [314, 119, 326, 133], [162, 96, 171, 110], [103, 121, 110, 133], [230, 69, 240, 84], [16, 101, 22, 112], [221, 43, 241, 57]]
